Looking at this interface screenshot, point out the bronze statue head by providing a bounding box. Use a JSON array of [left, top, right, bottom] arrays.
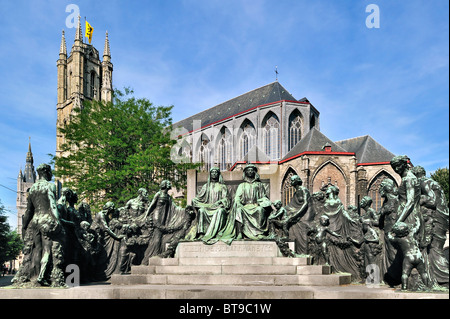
[[390, 155, 410, 175], [290, 175, 303, 186], [36, 163, 52, 181]]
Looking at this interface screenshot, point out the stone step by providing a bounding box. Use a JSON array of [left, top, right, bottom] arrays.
[[160, 265, 298, 275], [147, 256, 312, 266], [131, 264, 329, 276], [2, 283, 448, 299], [297, 265, 332, 275], [113, 242, 343, 290], [111, 285, 317, 299], [111, 273, 351, 286], [179, 257, 274, 265], [272, 257, 312, 266]]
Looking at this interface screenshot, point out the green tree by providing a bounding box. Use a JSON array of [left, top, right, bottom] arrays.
[[0, 200, 23, 266], [0, 200, 10, 264], [53, 88, 197, 211], [5, 231, 23, 264], [430, 167, 449, 203]]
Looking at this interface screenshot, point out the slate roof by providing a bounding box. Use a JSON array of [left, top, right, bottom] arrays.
[[281, 128, 348, 161], [172, 82, 298, 133], [335, 135, 396, 164]]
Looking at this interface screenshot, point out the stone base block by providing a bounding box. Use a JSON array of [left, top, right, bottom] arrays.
[[175, 241, 290, 258]]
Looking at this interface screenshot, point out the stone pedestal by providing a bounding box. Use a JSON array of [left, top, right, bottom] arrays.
[[175, 241, 293, 258], [111, 240, 351, 288]]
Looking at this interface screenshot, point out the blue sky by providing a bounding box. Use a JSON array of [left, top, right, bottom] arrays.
[[0, 0, 448, 229]]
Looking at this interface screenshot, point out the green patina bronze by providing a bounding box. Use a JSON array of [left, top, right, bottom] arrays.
[[186, 167, 231, 244], [12, 163, 66, 288], [10, 158, 449, 292]]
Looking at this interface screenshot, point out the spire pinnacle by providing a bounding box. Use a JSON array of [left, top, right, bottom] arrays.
[[26, 137, 33, 164], [60, 30, 67, 56], [75, 15, 83, 43], [103, 31, 111, 59], [23, 138, 36, 183]]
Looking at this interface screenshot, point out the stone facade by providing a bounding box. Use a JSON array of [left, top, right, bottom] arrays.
[[16, 141, 36, 238], [172, 82, 320, 172], [56, 17, 113, 159], [14, 141, 37, 269], [178, 83, 400, 212]]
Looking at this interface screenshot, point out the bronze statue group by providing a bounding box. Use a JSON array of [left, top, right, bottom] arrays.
[[12, 156, 449, 292]]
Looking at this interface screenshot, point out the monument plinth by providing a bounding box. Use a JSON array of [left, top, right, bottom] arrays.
[[111, 240, 351, 288], [175, 240, 294, 258]]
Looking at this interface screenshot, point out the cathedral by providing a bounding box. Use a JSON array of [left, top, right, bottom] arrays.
[[173, 82, 401, 212]]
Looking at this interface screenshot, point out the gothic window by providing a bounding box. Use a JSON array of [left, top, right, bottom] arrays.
[[62, 119, 67, 146], [90, 71, 96, 98], [198, 134, 211, 171], [64, 70, 67, 100], [239, 120, 256, 159], [217, 127, 232, 171], [368, 172, 397, 212], [178, 145, 192, 163], [288, 110, 302, 151], [263, 112, 280, 160], [68, 71, 72, 97], [282, 168, 298, 205]]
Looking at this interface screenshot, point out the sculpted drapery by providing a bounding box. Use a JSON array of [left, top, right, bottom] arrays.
[[233, 164, 272, 240], [190, 167, 231, 244]]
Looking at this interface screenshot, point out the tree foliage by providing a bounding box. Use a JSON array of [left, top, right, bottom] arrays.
[[4, 231, 23, 264], [430, 167, 449, 204], [0, 200, 23, 265], [0, 200, 10, 264], [54, 88, 197, 211]]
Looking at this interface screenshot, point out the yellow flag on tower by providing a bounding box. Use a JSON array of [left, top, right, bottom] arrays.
[[85, 20, 94, 44]]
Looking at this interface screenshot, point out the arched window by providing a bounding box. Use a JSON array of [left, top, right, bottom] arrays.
[[263, 112, 280, 160], [68, 71, 72, 97], [282, 168, 298, 205], [178, 145, 192, 163], [288, 110, 302, 151], [312, 161, 348, 206], [198, 134, 211, 171], [217, 127, 232, 171], [90, 71, 96, 98], [239, 120, 256, 159], [64, 69, 67, 100], [368, 172, 397, 211]]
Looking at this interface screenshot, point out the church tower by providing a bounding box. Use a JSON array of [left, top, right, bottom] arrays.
[[16, 140, 36, 237], [56, 16, 113, 158]]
